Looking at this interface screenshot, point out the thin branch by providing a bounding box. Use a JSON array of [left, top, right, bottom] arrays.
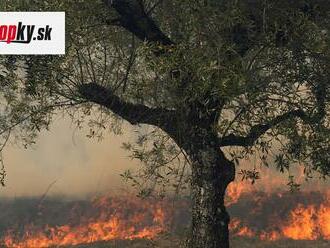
[[113, 34, 136, 92], [0, 131, 10, 187], [146, 0, 164, 15], [0, 101, 84, 137], [37, 179, 58, 210], [219, 108, 325, 147]]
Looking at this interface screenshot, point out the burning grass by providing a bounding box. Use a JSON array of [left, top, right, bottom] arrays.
[[0, 195, 174, 247], [0, 182, 329, 247], [227, 185, 330, 241]]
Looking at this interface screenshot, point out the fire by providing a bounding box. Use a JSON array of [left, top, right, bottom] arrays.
[[1, 170, 330, 247], [229, 219, 254, 237], [259, 231, 281, 241], [226, 181, 253, 206], [224, 163, 330, 242], [228, 188, 330, 241], [2, 195, 167, 248], [282, 204, 318, 240], [282, 203, 330, 240], [225, 166, 289, 206], [319, 204, 330, 239], [229, 202, 330, 241]]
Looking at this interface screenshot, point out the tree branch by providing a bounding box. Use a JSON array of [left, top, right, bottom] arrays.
[[220, 77, 328, 147], [219, 108, 325, 147], [104, 0, 173, 46], [78, 83, 175, 128]]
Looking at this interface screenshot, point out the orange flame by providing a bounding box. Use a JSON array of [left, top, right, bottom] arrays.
[[281, 203, 330, 240], [226, 181, 252, 206], [2, 196, 167, 248], [2, 172, 330, 247], [228, 191, 330, 241], [229, 219, 254, 237]]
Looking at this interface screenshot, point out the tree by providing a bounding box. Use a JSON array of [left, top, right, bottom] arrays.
[[0, 0, 329, 247]]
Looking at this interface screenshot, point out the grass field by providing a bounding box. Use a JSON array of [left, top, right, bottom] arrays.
[[1, 197, 329, 248], [69, 236, 330, 248]]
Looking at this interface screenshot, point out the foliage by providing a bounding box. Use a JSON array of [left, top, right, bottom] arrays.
[[0, 0, 329, 196], [120, 128, 190, 198]]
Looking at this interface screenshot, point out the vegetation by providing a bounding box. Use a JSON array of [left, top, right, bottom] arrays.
[[0, 1, 329, 247], [69, 237, 330, 248]]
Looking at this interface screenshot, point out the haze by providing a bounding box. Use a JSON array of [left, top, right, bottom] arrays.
[[0, 115, 139, 198]]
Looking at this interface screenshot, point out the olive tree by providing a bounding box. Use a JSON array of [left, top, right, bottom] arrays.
[[0, 1, 329, 247]]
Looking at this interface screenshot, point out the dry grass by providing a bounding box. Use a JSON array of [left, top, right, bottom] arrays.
[[231, 237, 330, 248], [69, 237, 330, 248]]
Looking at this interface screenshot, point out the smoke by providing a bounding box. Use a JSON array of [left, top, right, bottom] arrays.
[[0, 116, 139, 198], [1, 114, 328, 198]]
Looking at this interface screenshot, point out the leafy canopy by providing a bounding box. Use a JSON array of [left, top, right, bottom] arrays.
[[0, 0, 329, 192]]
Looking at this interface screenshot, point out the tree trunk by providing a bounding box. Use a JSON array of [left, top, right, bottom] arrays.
[[186, 140, 235, 248]]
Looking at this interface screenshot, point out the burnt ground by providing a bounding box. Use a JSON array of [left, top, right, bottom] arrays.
[[1, 193, 329, 248], [68, 236, 330, 248]]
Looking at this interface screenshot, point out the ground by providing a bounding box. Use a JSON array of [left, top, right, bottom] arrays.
[[68, 237, 330, 248]]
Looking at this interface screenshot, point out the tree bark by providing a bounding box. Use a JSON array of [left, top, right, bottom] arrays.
[[185, 133, 235, 248]]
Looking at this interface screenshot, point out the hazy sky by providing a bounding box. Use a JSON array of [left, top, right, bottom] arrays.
[[1, 115, 328, 198], [0, 116, 139, 198]]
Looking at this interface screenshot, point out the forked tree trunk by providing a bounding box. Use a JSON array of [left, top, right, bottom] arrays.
[[186, 141, 235, 248]]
